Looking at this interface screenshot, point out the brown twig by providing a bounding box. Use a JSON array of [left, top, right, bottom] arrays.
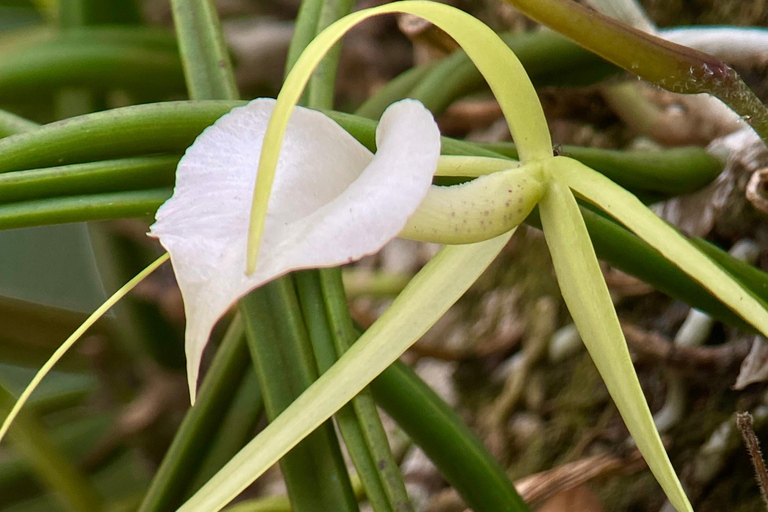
[[514, 450, 646, 505], [425, 450, 645, 511], [737, 412, 768, 509]]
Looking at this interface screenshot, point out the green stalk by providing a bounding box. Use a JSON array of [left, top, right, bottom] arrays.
[[371, 361, 529, 512], [0, 383, 103, 512], [0, 27, 179, 52], [0, 40, 185, 98], [240, 284, 358, 512], [410, 30, 615, 116], [59, 0, 90, 28], [286, 0, 325, 74], [138, 317, 252, 512], [169, 0, 238, 101], [0, 101, 502, 173], [0, 189, 170, 230], [0, 101, 241, 173], [186, 369, 264, 495], [0, 156, 178, 203], [503, 0, 768, 143], [55, 27, 180, 48], [295, 271, 402, 512], [306, 0, 356, 108], [286, 0, 355, 105], [355, 64, 436, 120], [59, 0, 141, 25], [0, 109, 38, 138], [319, 269, 413, 512]]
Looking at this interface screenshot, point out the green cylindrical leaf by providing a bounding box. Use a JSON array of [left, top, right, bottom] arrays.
[[138, 317, 251, 512]]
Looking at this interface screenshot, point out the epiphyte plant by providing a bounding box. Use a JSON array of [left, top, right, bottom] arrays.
[[1, 2, 767, 512], [169, 5, 768, 511], [152, 4, 768, 510]]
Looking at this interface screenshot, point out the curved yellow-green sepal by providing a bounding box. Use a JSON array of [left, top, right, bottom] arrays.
[[179, 231, 513, 512], [553, 155, 768, 337], [538, 178, 692, 512], [0, 253, 170, 445], [246, 0, 552, 272]]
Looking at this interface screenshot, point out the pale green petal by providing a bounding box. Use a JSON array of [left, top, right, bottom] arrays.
[[538, 178, 692, 512], [553, 156, 768, 336], [178, 231, 513, 512]]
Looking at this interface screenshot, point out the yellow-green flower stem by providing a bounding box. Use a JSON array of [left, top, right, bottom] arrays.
[[401, 163, 544, 244], [435, 155, 520, 177], [246, 0, 552, 273], [0, 253, 169, 445]]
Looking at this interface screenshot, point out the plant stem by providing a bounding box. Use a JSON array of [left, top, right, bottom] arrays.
[[296, 271, 402, 512], [0, 38, 184, 99], [306, 0, 355, 108], [0, 110, 38, 138], [240, 286, 359, 512], [169, 0, 238, 101], [481, 142, 722, 197], [320, 269, 413, 512], [0, 156, 178, 204], [372, 361, 530, 512], [138, 317, 252, 512], [357, 30, 616, 120], [186, 369, 263, 495], [503, 0, 768, 143], [0, 189, 170, 230]]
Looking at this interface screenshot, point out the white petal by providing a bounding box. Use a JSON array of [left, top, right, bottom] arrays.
[[149, 98, 440, 402]]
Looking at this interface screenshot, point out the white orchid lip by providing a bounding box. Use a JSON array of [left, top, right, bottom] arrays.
[[149, 98, 441, 403]]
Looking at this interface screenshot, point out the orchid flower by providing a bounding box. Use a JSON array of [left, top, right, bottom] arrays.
[[149, 98, 443, 400], [149, 94, 547, 401]]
